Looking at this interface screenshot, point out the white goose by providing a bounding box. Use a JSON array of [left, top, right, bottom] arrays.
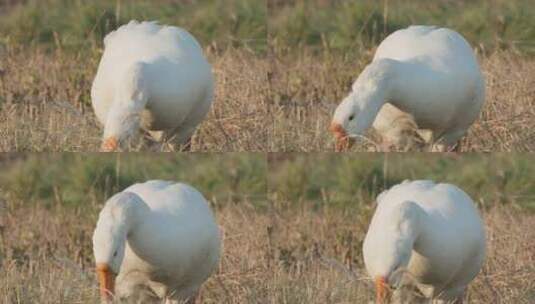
[[91, 21, 214, 151], [92, 180, 221, 303], [330, 26, 485, 151], [363, 180, 486, 303]]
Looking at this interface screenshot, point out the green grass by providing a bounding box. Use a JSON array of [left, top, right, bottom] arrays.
[[5, 0, 535, 57], [270, 0, 535, 56], [269, 153, 535, 211], [0, 0, 267, 54], [0, 153, 267, 210], [4, 154, 534, 212]]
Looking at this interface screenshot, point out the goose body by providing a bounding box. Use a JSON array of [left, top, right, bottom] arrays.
[[91, 21, 214, 151], [92, 180, 221, 303], [331, 26, 485, 151], [363, 180, 485, 303]]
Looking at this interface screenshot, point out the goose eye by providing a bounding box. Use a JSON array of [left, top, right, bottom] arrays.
[[348, 115, 354, 121], [113, 250, 118, 258]]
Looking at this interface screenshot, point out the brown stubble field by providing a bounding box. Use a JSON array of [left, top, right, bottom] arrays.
[[2, 194, 535, 303], [0, 46, 268, 152], [268, 50, 535, 152]]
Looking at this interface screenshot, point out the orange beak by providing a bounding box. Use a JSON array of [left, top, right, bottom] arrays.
[[96, 263, 115, 302], [375, 276, 389, 304], [101, 137, 118, 152], [329, 122, 355, 151]]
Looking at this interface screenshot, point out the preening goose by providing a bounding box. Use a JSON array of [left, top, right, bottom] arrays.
[[363, 180, 486, 303], [92, 180, 221, 303], [91, 21, 214, 151], [330, 26, 485, 151]]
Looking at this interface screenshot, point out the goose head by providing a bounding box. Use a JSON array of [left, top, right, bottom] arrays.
[[92, 193, 141, 301], [330, 94, 360, 150], [363, 200, 422, 303], [368, 235, 413, 304], [93, 212, 127, 301], [100, 103, 142, 152], [330, 59, 397, 151], [101, 137, 119, 152], [100, 62, 148, 152]]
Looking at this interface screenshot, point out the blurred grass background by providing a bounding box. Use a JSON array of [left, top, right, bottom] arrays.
[[2, 0, 534, 56], [2, 153, 533, 212], [269, 153, 535, 212], [0, 0, 267, 54], [269, 0, 535, 56], [0, 153, 267, 209]]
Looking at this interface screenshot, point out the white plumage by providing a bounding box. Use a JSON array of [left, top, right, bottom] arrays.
[[91, 21, 214, 151], [331, 26, 485, 151], [92, 180, 221, 303], [363, 180, 486, 303]]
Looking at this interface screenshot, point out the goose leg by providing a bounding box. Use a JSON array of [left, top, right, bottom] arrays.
[[431, 141, 460, 152], [180, 137, 192, 152], [164, 298, 197, 304], [163, 290, 199, 304], [430, 297, 463, 304], [145, 130, 166, 151], [431, 285, 467, 304], [184, 291, 199, 304], [174, 127, 196, 151], [146, 128, 180, 152], [431, 129, 466, 152], [171, 91, 212, 152], [160, 126, 196, 152]]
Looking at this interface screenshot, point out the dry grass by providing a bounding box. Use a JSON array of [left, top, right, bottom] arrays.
[[2, 196, 535, 303], [0, 46, 268, 152], [268, 50, 535, 152], [2, 38, 535, 153]]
